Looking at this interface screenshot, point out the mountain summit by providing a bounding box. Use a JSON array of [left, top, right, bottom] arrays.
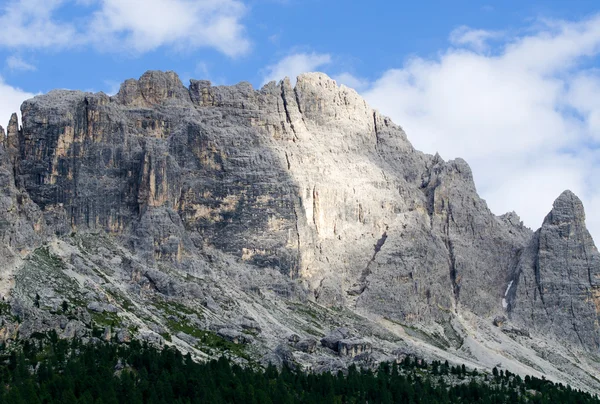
[[0, 71, 598, 391]]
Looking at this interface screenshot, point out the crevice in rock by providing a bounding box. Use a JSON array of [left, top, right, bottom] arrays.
[[443, 202, 460, 310], [532, 235, 551, 319], [293, 86, 304, 115], [372, 112, 378, 136], [290, 197, 302, 279], [504, 247, 524, 314], [347, 227, 388, 296], [373, 112, 380, 152], [312, 186, 318, 231], [280, 83, 297, 138], [570, 298, 586, 347], [292, 85, 308, 134]]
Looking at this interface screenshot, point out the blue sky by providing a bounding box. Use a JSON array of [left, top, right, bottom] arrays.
[[2, 0, 599, 92], [1, 0, 600, 240]]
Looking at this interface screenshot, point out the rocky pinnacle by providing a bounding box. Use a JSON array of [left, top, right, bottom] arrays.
[[0, 70, 598, 391]]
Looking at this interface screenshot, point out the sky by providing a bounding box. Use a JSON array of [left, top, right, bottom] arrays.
[[1, 0, 600, 241]]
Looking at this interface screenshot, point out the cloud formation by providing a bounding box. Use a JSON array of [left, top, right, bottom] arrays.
[[0, 0, 79, 49], [89, 0, 249, 56], [449, 25, 502, 52], [6, 55, 36, 71], [0, 77, 34, 128], [0, 0, 250, 56], [362, 14, 600, 240], [262, 52, 331, 85]]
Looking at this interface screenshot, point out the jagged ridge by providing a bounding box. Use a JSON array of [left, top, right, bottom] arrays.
[[0, 70, 598, 392]]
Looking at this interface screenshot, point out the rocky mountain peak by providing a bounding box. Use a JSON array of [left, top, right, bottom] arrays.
[[115, 70, 189, 106], [544, 189, 586, 226], [5, 113, 19, 155], [0, 70, 599, 392]]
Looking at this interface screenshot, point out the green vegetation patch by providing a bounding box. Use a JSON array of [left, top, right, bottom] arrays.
[[153, 298, 203, 319], [90, 310, 121, 328], [15, 247, 88, 311], [0, 337, 596, 403]]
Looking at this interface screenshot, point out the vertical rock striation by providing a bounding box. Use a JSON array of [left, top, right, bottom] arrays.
[[1, 70, 599, 361], [508, 191, 600, 349]]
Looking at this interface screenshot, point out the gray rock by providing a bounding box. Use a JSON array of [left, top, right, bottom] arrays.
[[138, 331, 164, 346], [0, 70, 599, 392], [102, 327, 112, 341], [105, 304, 118, 313], [321, 328, 352, 351], [62, 321, 85, 339], [493, 316, 507, 327], [176, 331, 199, 346], [239, 317, 261, 334], [116, 329, 131, 343], [217, 328, 252, 344], [295, 338, 317, 353], [87, 302, 104, 313], [337, 338, 372, 357], [508, 191, 600, 349], [204, 296, 220, 312]]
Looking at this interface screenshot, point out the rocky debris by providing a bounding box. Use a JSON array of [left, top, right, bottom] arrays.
[[62, 321, 85, 339], [338, 338, 372, 357], [321, 328, 352, 351], [312, 357, 347, 374], [176, 331, 199, 346], [116, 329, 131, 343], [204, 296, 220, 312], [295, 338, 318, 354], [148, 323, 168, 336], [320, 329, 370, 357], [287, 334, 300, 344], [87, 302, 118, 314], [239, 317, 261, 334], [217, 328, 252, 345], [0, 70, 598, 392], [114, 359, 125, 371], [138, 331, 164, 346], [262, 344, 296, 369], [501, 328, 530, 338], [0, 322, 19, 342]]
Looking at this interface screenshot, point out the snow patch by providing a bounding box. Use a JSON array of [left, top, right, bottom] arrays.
[[504, 280, 514, 297]]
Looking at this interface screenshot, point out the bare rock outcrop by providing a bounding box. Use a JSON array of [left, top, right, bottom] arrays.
[[508, 190, 600, 349], [0, 70, 599, 392]]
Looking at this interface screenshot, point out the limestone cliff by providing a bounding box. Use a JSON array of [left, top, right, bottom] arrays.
[[0, 71, 599, 392], [508, 191, 600, 348]]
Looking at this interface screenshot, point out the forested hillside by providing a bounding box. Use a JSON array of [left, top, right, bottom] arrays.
[[0, 335, 597, 403]]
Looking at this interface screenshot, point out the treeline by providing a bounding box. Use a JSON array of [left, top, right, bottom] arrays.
[[0, 333, 597, 403]]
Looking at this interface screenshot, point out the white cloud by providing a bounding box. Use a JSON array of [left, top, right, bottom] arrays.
[[449, 25, 502, 52], [89, 0, 249, 56], [0, 0, 79, 49], [6, 55, 36, 71], [0, 76, 34, 129], [362, 14, 600, 242], [0, 0, 250, 57], [262, 52, 331, 85]]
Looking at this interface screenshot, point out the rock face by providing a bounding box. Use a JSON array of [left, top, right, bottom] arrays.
[[337, 338, 372, 357], [0, 70, 599, 392], [507, 191, 600, 348]]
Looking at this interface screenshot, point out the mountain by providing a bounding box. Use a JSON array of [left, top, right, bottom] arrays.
[[0, 70, 598, 392]]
